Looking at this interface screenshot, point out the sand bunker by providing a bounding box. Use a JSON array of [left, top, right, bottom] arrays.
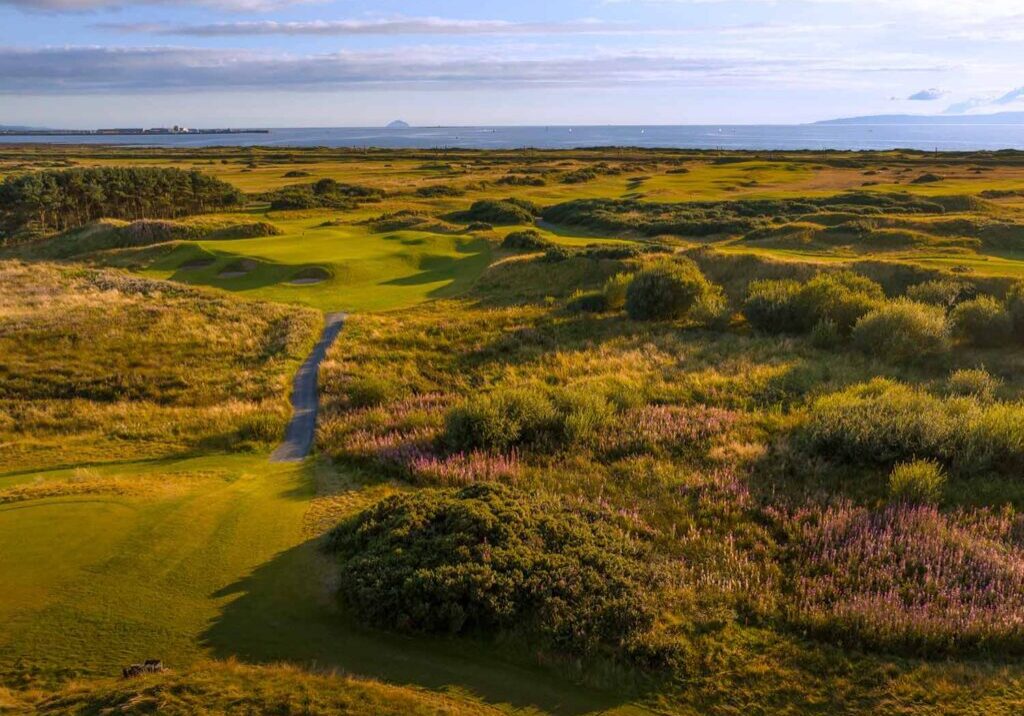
[[218, 259, 258, 279], [288, 266, 331, 285]]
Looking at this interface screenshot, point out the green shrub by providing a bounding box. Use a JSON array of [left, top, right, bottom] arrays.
[[463, 199, 537, 225], [795, 271, 885, 334], [602, 272, 633, 310], [690, 284, 732, 329], [444, 387, 556, 452], [947, 368, 1002, 402], [852, 300, 950, 365], [950, 296, 1013, 347], [906, 279, 970, 308], [566, 290, 608, 314], [1005, 282, 1024, 342], [742, 279, 804, 333], [555, 391, 615, 446], [802, 380, 961, 465], [346, 375, 401, 408], [625, 259, 711, 321], [889, 460, 946, 504], [810, 319, 841, 349], [325, 484, 663, 661], [501, 230, 550, 251]]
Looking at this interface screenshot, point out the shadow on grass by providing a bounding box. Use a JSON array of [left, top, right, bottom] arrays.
[[201, 537, 628, 715]]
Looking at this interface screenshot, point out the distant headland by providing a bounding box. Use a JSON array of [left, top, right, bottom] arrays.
[[0, 125, 269, 137]]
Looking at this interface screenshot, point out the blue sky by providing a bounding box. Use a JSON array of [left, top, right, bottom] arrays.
[[0, 0, 1022, 127]]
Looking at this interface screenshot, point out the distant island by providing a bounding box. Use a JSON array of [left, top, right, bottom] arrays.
[[386, 120, 411, 129], [816, 111, 1024, 125]]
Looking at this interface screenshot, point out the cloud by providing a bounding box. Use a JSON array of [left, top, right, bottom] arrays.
[[0, 0, 312, 11], [907, 88, 946, 100], [0, 45, 948, 95], [945, 86, 1024, 113], [97, 17, 630, 37], [993, 86, 1024, 105]]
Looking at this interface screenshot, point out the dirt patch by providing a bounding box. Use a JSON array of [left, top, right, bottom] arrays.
[[289, 266, 331, 285]]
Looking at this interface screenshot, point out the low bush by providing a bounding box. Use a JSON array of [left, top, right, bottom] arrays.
[[851, 299, 950, 364], [501, 229, 550, 251], [603, 272, 634, 310], [346, 375, 402, 408], [566, 290, 608, 314], [1005, 282, 1024, 341], [950, 296, 1014, 347], [325, 483, 664, 661], [463, 198, 538, 225], [625, 258, 712, 321], [947, 368, 1002, 402], [888, 460, 946, 504], [415, 185, 464, 198], [906, 279, 971, 308], [444, 386, 616, 452], [802, 379, 1024, 474], [444, 387, 556, 452], [743, 271, 883, 335]]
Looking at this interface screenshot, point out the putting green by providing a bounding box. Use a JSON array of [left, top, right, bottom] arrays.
[[140, 215, 493, 312]]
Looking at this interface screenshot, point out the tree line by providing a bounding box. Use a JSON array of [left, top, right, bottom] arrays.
[[0, 167, 243, 236]]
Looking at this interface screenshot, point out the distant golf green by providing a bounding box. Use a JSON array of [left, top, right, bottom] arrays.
[[141, 216, 492, 312]]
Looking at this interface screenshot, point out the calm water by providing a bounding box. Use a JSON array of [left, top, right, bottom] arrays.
[[2, 124, 1023, 151]]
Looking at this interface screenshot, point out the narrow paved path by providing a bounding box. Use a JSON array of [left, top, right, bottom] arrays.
[[270, 312, 345, 463]]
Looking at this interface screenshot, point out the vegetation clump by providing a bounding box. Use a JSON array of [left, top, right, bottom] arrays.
[[743, 271, 884, 335], [625, 258, 712, 321], [501, 229, 551, 251], [264, 179, 383, 211], [851, 299, 950, 364], [906, 278, 971, 308], [888, 460, 946, 504], [462, 198, 538, 225], [325, 483, 665, 662], [950, 296, 1014, 347]]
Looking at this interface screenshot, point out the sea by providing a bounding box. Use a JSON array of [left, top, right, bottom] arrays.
[[2, 124, 1023, 151]]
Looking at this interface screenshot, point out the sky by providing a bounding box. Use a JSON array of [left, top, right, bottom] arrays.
[[0, 0, 1022, 127]]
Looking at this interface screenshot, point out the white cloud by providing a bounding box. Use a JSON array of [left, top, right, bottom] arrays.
[[98, 18, 630, 36], [908, 88, 946, 100], [0, 0, 312, 11]]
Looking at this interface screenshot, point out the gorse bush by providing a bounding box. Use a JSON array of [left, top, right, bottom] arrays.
[[625, 258, 712, 321], [463, 198, 537, 225], [501, 229, 550, 251], [950, 296, 1014, 347], [326, 484, 665, 662], [888, 460, 946, 504], [742, 271, 883, 335], [566, 290, 608, 314], [851, 299, 950, 364]]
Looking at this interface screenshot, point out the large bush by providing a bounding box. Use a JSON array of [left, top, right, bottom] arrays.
[[326, 484, 664, 661], [625, 258, 712, 321], [501, 229, 550, 251], [463, 199, 537, 225], [851, 299, 950, 364], [742, 271, 883, 335], [950, 296, 1014, 347], [906, 279, 970, 308]]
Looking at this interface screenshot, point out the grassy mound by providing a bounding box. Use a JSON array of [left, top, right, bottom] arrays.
[[30, 659, 497, 715]]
